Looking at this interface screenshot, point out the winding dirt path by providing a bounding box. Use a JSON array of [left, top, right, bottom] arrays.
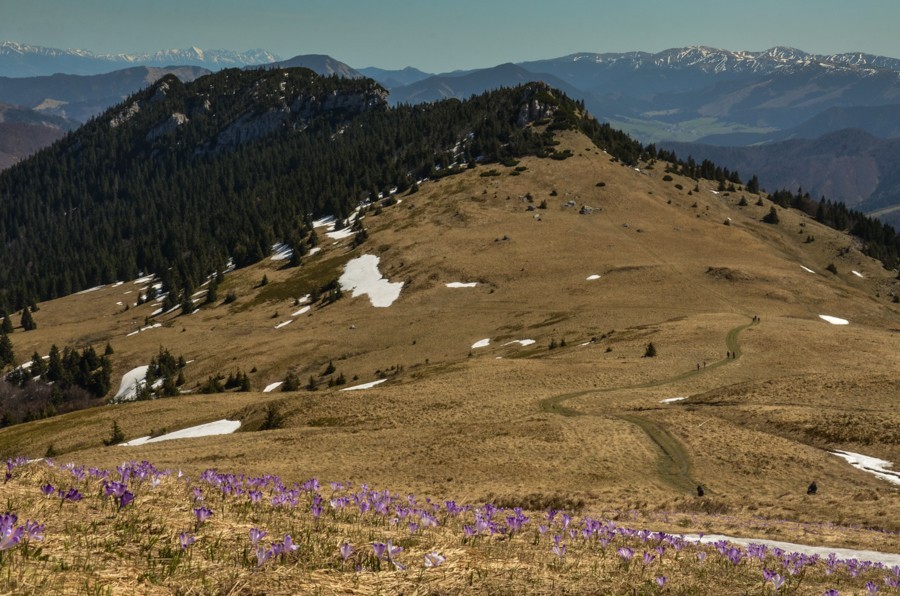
[[539, 317, 758, 492]]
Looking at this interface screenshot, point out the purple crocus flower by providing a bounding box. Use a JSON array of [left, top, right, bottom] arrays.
[[23, 520, 44, 541], [655, 576, 667, 588], [424, 552, 445, 568], [771, 574, 785, 591], [340, 542, 354, 561], [617, 547, 634, 561], [256, 546, 273, 567], [40, 483, 55, 497], [193, 507, 213, 524], [118, 491, 135, 509], [552, 543, 566, 559], [372, 542, 387, 559], [179, 532, 195, 550], [823, 590, 839, 596], [643, 551, 655, 566], [60, 487, 83, 502], [280, 534, 299, 554], [865, 581, 879, 594], [0, 514, 24, 551]]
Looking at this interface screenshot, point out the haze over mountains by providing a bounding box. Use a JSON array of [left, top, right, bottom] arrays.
[[2, 41, 900, 224]]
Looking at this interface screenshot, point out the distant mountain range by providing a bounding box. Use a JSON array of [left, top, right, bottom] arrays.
[[0, 41, 277, 77]]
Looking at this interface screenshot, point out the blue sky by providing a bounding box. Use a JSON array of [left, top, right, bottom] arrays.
[[2, 0, 897, 73]]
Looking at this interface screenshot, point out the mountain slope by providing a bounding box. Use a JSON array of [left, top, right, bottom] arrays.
[[252, 54, 363, 78], [1, 130, 898, 570], [662, 130, 900, 227], [0, 69, 632, 308], [358, 65, 432, 89], [0, 66, 210, 123], [0, 103, 76, 169], [387, 63, 584, 105]]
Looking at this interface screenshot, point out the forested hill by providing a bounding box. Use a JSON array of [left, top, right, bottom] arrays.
[[0, 68, 639, 309]]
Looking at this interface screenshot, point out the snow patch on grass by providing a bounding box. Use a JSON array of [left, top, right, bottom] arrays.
[[263, 381, 284, 393], [503, 339, 535, 347], [446, 282, 478, 288], [77, 285, 104, 294], [800, 265, 815, 274], [338, 255, 403, 307], [660, 397, 687, 404], [831, 450, 900, 486], [341, 379, 387, 391], [126, 323, 162, 337], [471, 338, 490, 349], [586, 274, 601, 281], [120, 420, 241, 446], [851, 270, 864, 278], [292, 305, 310, 317], [819, 315, 848, 325], [114, 366, 149, 401], [684, 534, 900, 566], [274, 320, 292, 329]]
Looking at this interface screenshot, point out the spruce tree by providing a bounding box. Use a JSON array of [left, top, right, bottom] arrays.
[[20, 306, 36, 331], [1, 314, 13, 334], [0, 332, 13, 368]]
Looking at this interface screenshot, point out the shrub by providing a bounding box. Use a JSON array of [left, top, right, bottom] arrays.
[[643, 342, 657, 358], [762, 206, 780, 224], [662, 175, 673, 182]]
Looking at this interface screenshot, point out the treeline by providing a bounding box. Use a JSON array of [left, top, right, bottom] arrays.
[[649, 147, 898, 268], [0, 69, 596, 309], [769, 188, 899, 267], [0, 344, 112, 427]]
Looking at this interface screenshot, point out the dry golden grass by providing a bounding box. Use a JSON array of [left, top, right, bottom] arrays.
[[2, 130, 899, 593]]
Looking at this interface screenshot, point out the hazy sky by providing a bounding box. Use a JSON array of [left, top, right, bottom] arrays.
[[2, 0, 897, 73]]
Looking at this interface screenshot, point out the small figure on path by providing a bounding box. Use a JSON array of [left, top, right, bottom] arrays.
[[697, 485, 704, 497], [726, 351, 731, 359], [807, 481, 818, 495], [697, 363, 700, 370]]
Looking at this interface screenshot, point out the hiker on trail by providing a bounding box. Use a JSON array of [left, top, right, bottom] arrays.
[[726, 351, 731, 359], [807, 481, 818, 495], [697, 363, 700, 370], [697, 485, 704, 497]]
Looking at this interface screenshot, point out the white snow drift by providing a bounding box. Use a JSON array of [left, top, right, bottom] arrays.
[[819, 315, 849, 325], [120, 420, 241, 447], [446, 282, 478, 288], [341, 379, 387, 391], [586, 274, 601, 281], [503, 339, 536, 347], [831, 450, 900, 486], [660, 397, 687, 404], [263, 382, 284, 393], [338, 255, 403, 307], [800, 265, 816, 274], [684, 534, 900, 567], [113, 366, 150, 401], [471, 338, 490, 349]]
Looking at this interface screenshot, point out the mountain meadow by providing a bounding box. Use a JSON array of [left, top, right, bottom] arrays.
[[0, 67, 898, 594]]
